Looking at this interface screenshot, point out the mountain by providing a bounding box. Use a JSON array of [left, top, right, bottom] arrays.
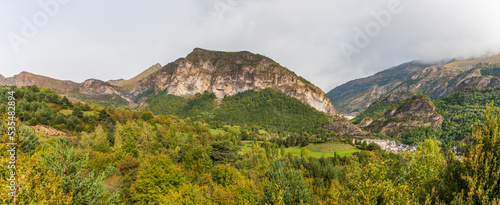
[[0, 71, 79, 93], [328, 54, 500, 115], [108, 63, 162, 90], [359, 94, 443, 139], [134, 48, 336, 116], [0, 48, 336, 116], [327, 61, 432, 115]]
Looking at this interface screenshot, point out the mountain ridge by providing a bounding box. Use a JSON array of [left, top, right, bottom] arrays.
[[0, 48, 336, 116], [328, 54, 500, 115]]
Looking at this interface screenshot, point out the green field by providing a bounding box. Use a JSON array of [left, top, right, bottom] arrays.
[[240, 141, 360, 157], [209, 129, 225, 135], [60, 109, 73, 116], [258, 130, 269, 136], [59, 110, 98, 117]]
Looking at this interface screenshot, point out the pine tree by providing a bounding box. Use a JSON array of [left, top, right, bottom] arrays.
[[92, 124, 111, 153], [72, 106, 83, 119], [261, 159, 313, 205], [461, 103, 500, 203]]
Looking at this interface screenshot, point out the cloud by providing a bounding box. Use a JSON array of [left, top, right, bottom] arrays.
[[1, 0, 500, 91]]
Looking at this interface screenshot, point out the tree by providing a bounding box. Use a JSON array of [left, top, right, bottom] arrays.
[[166, 124, 179, 149], [114, 121, 139, 157], [55, 113, 66, 124], [361, 141, 368, 150], [280, 144, 286, 157], [368, 142, 382, 151], [0, 152, 73, 204], [239, 141, 270, 175], [18, 124, 40, 153], [261, 159, 313, 205], [92, 124, 111, 153], [62, 96, 71, 108], [113, 122, 124, 151], [72, 106, 83, 119], [401, 138, 445, 202], [131, 155, 184, 204], [210, 140, 241, 165], [300, 147, 309, 158], [461, 104, 500, 203], [210, 164, 256, 204], [140, 111, 154, 121], [66, 117, 76, 130], [40, 137, 118, 204]]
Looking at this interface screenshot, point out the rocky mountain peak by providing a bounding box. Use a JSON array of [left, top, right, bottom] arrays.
[[144, 49, 337, 116]]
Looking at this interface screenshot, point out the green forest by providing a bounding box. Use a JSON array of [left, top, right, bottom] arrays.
[[147, 88, 330, 133], [2, 85, 500, 204]]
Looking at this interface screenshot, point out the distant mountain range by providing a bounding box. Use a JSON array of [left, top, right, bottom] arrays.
[[328, 54, 500, 115]]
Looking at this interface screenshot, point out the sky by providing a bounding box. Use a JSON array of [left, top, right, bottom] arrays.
[[1, 0, 500, 91]]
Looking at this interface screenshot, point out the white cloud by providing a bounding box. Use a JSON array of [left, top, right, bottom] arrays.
[[1, 0, 499, 91]]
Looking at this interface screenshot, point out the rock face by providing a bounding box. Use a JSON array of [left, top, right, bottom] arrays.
[[140, 48, 337, 116], [362, 95, 444, 139], [328, 54, 500, 115], [79, 79, 123, 96]]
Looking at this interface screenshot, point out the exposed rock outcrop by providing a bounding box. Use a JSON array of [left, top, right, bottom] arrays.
[[362, 95, 444, 139], [140, 48, 337, 115]]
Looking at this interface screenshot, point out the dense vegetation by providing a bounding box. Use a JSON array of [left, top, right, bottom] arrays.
[[479, 64, 500, 76], [146, 90, 216, 120], [350, 96, 400, 124], [434, 88, 500, 145], [4, 85, 500, 204], [147, 88, 330, 133], [213, 88, 330, 133], [351, 89, 500, 148]]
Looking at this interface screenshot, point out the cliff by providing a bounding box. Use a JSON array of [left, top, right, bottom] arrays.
[[139, 48, 337, 115]]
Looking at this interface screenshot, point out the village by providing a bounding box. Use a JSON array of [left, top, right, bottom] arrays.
[[359, 139, 417, 152]]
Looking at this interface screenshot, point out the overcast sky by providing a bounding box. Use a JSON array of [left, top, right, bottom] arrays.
[[1, 0, 500, 91]]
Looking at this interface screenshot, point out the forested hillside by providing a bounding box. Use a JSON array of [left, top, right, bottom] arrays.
[[147, 88, 331, 133], [351, 87, 500, 149], [2, 85, 500, 204]]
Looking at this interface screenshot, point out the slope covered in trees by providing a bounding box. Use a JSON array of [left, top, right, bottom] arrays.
[[351, 88, 500, 147], [147, 88, 331, 133]]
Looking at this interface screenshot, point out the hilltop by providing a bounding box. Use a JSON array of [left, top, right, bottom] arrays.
[[328, 54, 500, 115]]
